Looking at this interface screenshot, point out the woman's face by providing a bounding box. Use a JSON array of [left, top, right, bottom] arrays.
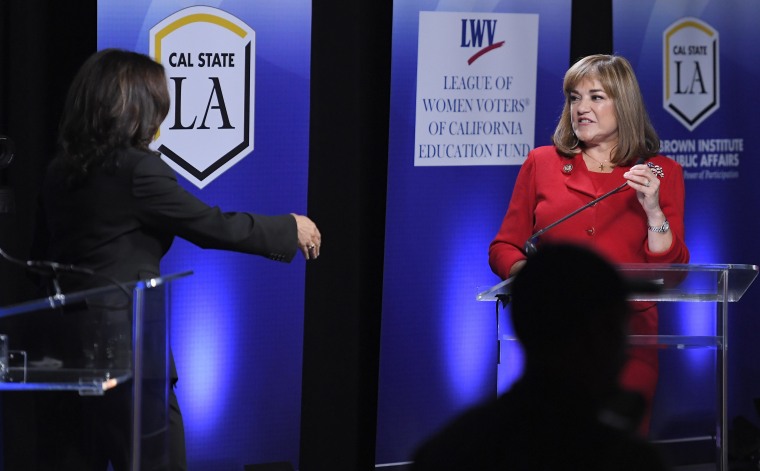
[[569, 77, 618, 148]]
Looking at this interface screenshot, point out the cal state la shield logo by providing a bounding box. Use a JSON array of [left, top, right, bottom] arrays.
[[663, 17, 719, 131], [150, 6, 255, 188]]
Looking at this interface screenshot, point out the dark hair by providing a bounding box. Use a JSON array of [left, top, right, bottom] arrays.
[[552, 55, 660, 165], [57, 48, 170, 187], [510, 244, 629, 356]]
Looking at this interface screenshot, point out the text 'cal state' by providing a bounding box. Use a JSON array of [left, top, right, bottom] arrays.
[[169, 52, 236, 67]]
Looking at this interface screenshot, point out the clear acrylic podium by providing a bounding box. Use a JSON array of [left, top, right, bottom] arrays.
[[477, 263, 759, 471], [0, 271, 190, 470]]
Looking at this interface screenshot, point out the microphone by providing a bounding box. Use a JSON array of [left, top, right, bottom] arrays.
[[0, 135, 14, 169], [524, 157, 645, 255], [0, 247, 132, 309], [0, 135, 15, 214]]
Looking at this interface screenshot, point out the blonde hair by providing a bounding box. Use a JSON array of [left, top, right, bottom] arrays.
[[552, 55, 660, 165]]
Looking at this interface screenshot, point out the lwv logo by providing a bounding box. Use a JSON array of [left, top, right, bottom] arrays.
[[460, 18, 505, 65], [150, 6, 255, 188], [663, 17, 719, 131]]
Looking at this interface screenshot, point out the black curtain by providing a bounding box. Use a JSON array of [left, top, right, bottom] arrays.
[[299, 0, 393, 469], [571, 0, 613, 62], [0, 2, 97, 468], [0, 0, 97, 304]]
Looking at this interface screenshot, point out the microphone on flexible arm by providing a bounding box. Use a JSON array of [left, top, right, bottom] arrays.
[[0, 248, 134, 312], [524, 157, 645, 256]]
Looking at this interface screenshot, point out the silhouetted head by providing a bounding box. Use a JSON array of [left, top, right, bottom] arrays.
[[511, 244, 630, 390]]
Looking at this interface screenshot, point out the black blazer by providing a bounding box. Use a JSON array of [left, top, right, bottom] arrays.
[[36, 147, 297, 282], [32, 147, 298, 373]]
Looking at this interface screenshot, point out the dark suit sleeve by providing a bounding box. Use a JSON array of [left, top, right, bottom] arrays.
[[131, 155, 298, 262]]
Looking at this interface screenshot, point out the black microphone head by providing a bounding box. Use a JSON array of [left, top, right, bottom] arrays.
[[0, 135, 15, 170], [524, 238, 538, 256]]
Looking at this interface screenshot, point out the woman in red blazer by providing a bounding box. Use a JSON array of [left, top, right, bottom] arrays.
[[489, 55, 689, 434]]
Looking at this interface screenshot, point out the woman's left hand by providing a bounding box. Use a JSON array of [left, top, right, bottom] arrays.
[[624, 164, 661, 214], [624, 163, 672, 253]]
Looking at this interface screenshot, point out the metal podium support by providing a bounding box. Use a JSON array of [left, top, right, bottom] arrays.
[[0, 271, 191, 470], [478, 263, 759, 471]]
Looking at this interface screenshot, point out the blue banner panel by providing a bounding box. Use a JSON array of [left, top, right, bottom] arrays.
[[98, 1, 311, 467], [613, 0, 760, 442], [377, 0, 571, 464]]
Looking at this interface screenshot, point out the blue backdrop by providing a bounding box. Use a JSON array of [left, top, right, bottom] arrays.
[[376, 0, 571, 464], [98, 1, 311, 468], [378, 0, 760, 465], [613, 0, 760, 441]]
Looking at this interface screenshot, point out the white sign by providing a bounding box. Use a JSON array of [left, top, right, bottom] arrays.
[[150, 6, 256, 188], [663, 17, 719, 132], [414, 12, 538, 167]]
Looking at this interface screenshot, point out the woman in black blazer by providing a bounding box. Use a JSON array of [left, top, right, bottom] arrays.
[[29, 48, 321, 471]]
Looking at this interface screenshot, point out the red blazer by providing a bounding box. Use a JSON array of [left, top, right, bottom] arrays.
[[489, 146, 689, 279], [488, 146, 690, 415]]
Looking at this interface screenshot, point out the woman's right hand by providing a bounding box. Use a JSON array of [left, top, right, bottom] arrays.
[[292, 214, 321, 260], [509, 259, 527, 277]]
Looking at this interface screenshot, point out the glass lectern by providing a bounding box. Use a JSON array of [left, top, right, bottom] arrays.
[[0, 271, 191, 470], [477, 263, 759, 471]]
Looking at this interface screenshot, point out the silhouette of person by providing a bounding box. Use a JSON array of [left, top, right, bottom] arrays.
[[5, 48, 320, 471], [411, 243, 671, 471]]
